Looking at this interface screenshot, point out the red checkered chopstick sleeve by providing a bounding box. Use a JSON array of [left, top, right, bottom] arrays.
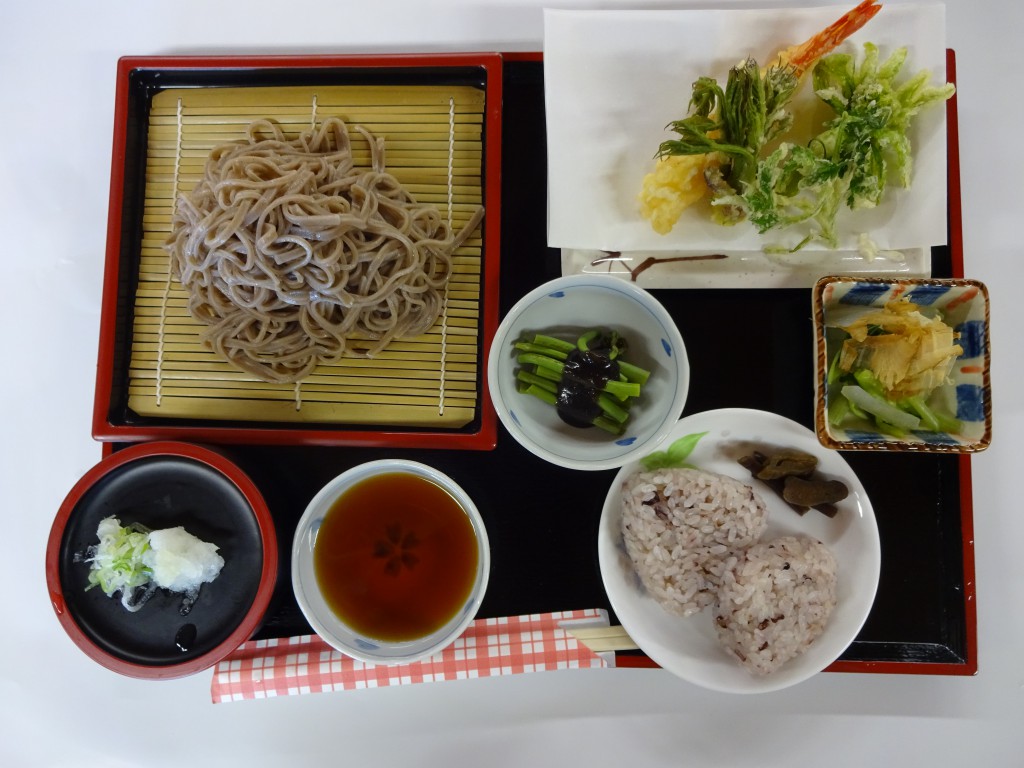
[[211, 609, 609, 702]]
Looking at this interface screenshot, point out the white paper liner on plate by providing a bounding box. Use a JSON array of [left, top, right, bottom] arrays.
[[544, 4, 949, 283]]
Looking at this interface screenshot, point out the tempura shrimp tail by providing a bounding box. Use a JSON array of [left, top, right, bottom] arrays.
[[776, 0, 883, 76]]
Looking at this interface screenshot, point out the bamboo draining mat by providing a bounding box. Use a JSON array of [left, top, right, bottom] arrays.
[[129, 83, 485, 427]]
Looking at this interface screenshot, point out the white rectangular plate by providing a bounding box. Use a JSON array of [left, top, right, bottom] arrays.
[[544, 3, 949, 288]]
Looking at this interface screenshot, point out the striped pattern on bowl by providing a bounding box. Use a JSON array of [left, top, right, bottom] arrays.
[[812, 276, 991, 453]]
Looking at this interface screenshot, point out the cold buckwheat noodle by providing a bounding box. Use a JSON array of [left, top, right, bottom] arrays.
[[166, 117, 485, 384]]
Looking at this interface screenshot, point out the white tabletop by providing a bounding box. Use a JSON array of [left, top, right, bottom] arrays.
[[2, 1, 1020, 765]]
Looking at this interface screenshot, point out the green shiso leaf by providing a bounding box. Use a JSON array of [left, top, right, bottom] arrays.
[[639, 431, 708, 471]]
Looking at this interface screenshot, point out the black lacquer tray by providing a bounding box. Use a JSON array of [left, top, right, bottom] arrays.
[[109, 56, 976, 674]]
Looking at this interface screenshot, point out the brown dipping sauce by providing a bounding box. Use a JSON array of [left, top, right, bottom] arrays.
[[313, 472, 479, 643]]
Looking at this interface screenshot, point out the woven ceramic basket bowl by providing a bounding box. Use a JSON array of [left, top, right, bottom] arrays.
[[812, 276, 991, 453]]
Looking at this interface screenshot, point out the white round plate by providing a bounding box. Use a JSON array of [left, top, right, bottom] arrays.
[[598, 408, 881, 693]]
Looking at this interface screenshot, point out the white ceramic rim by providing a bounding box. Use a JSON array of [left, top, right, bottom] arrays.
[[486, 274, 690, 470], [291, 459, 490, 665]]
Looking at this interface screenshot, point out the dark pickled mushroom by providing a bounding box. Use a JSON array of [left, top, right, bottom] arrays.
[[738, 454, 806, 515], [513, 328, 649, 436], [555, 349, 619, 428]]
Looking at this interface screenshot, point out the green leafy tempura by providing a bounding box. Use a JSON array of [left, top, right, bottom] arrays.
[[656, 43, 954, 249], [658, 59, 800, 224], [742, 43, 955, 250]]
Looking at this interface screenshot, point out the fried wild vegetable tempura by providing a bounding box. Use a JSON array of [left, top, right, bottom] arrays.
[[655, 58, 801, 226], [742, 43, 954, 250], [638, 0, 886, 238], [638, 155, 713, 235]]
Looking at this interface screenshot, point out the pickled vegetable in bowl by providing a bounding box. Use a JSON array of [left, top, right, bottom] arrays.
[[813, 277, 991, 453], [827, 297, 963, 434]]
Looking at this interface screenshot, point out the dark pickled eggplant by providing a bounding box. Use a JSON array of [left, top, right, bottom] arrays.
[[513, 329, 650, 436]]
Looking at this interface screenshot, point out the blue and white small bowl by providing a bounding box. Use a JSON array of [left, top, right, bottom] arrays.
[[813, 276, 992, 453], [292, 460, 490, 665], [487, 275, 690, 470]]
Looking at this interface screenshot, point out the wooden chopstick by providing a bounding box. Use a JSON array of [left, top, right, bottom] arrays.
[[566, 625, 639, 653]]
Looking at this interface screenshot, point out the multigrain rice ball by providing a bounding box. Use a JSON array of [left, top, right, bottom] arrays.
[[620, 468, 768, 616], [713, 535, 838, 675]]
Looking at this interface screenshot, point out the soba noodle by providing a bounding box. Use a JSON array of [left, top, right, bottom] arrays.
[[165, 117, 484, 384]]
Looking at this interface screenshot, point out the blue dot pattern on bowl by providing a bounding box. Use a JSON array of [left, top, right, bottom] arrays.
[[615, 436, 637, 446], [957, 320, 986, 358], [510, 409, 521, 427], [661, 338, 672, 356], [548, 290, 566, 298], [355, 638, 380, 651], [956, 384, 986, 421], [906, 284, 953, 306]]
